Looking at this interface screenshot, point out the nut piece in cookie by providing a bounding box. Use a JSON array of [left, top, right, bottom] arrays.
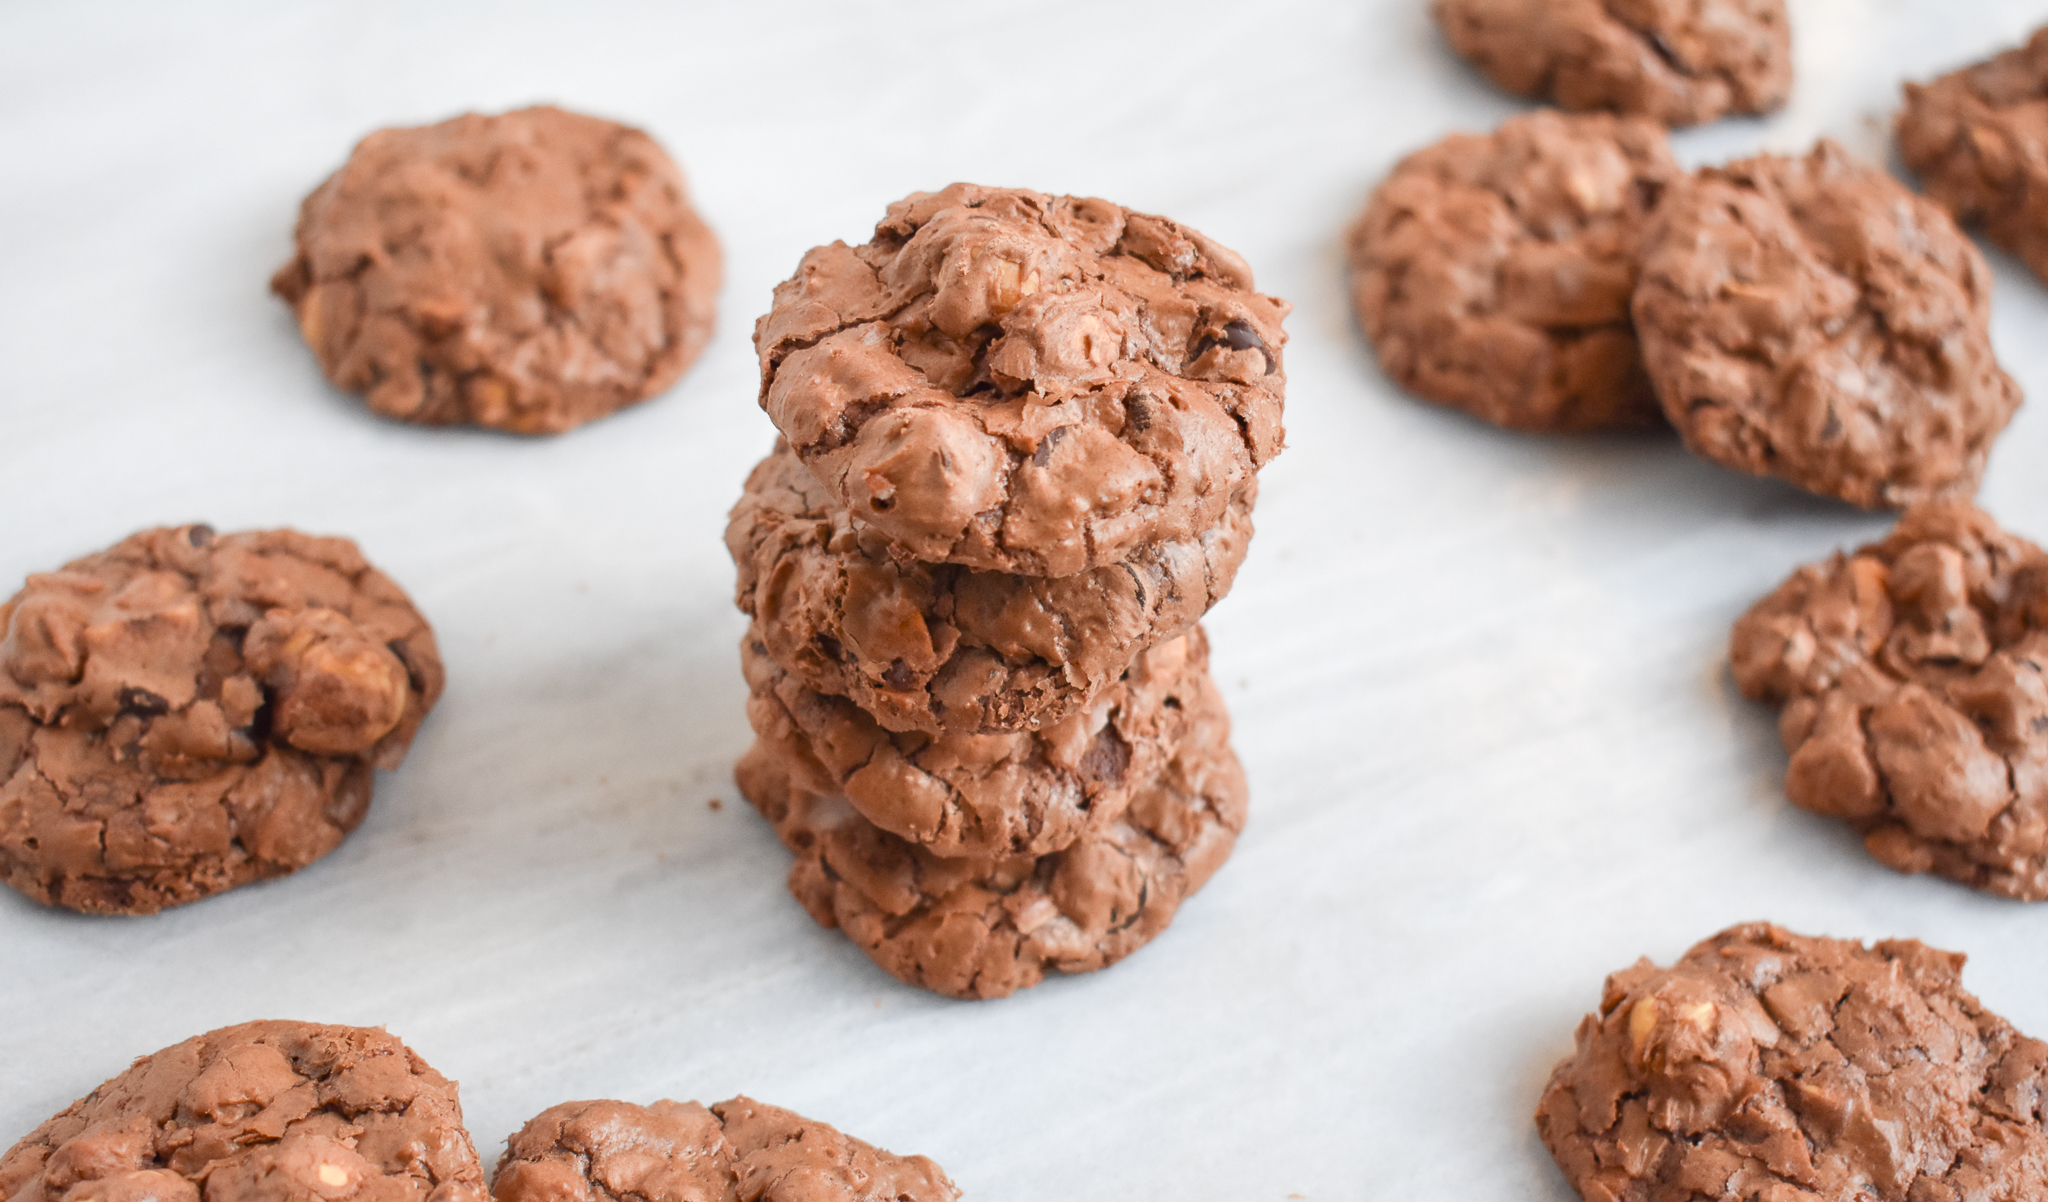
[[1731, 501, 2048, 900], [729, 440, 1251, 734], [753, 182, 1288, 577], [1537, 923, 2048, 1202], [1898, 25, 2048, 287], [1348, 109, 1678, 433], [0, 1020, 487, 1202], [0, 525, 443, 914], [736, 654, 1246, 1000], [272, 105, 721, 435], [1633, 140, 2021, 508], [493, 1096, 959, 1202], [742, 628, 1207, 859], [1433, 0, 1792, 127]]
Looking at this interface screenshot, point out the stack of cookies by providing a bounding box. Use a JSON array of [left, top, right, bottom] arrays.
[[726, 183, 1290, 999]]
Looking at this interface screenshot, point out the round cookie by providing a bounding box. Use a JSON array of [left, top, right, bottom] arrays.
[[1536, 923, 2048, 1202], [0, 1020, 488, 1202], [1633, 140, 2021, 508], [1731, 501, 2048, 900], [1432, 0, 1792, 127], [752, 182, 1288, 578], [494, 1097, 958, 1202], [741, 627, 1205, 860], [272, 105, 720, 435], [0, 525, 443, 914], [1347, 109, 1678, 433], [729, 439, 1251, 733], [736, 661, 1246, 1000], [1898, 26, 2048, 287]]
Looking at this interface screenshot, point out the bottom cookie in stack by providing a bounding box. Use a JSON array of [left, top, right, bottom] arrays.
[[735, 628, 1247, 1000]]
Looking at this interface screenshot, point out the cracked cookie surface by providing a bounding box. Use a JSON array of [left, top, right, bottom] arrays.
[[729, 440, 1249, 733], [0, 525, 442, 914], [741, 628, 1205, 859], [0, 1020, 487, 1202], [272, 105, 720, 435], [1633, 141, 2020, 508], [1731, 501, 2048, 900], [1433, 0, 1792, 127], [736, 653, 1245, 1000], [1898, 25, 2048, 288], [1537, 923, 2048, 1202], [1348, 109, 1677, 433], [494, 1097, 958, 1202], [752, 182, 1287, 578]]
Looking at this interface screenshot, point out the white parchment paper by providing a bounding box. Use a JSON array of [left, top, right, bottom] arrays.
[[3, 2, 2047, 1196]]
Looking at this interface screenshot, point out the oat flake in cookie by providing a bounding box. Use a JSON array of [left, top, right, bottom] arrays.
[[0, 1020, 487, 1202], [737, 655, 1245, 1000], [1731, 501, 2048, 900], [753, 182, 1287, 578], [1348, 109, 1677, 433], [494, 1097, 958, 1202], [0, 525, 442, 914], [1633, 140, 2021, 509], [729, 440, 1250, 734], [1537, 923, 2048, 1202], [273, 105, 720, 435], [1898, 25, 2048, 288], [1433, 0, 1792, 127]]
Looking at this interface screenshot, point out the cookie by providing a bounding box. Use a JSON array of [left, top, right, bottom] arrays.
[[494, 1097, 958, 1202], [1633, 140, 2021, 508], [0, 525, 443, 914], [1731, 501, 2048, 900], [0, 1020, 487, 1202], [1536, 923, 2048, 1202], [752, 182, 1288, 577], [1347, 110, 1678, 433], [272, 105, 720, 435], [1432, 0, 1792, 127], [729, 440, 1250, 733], [737, 660, 1245, 1000], [742, 626, 1206, 859], [1898, 26, 2048, 287]]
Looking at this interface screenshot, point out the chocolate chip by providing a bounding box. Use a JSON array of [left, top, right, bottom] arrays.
[[1032, 426, 1068, 467], [1192, 319, 1277, 375], [1077, 725, 1132, 785], [117, 687, 170, 717], [186, 525, 215, 547], [883, 659, 916, 688]]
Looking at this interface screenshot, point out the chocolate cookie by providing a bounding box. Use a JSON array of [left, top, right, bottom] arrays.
[[729, 440, 1250, 733], [1537, 923, 2048, 1202], [753, 182, 1288, 577], [737, 659, 1245, 1000], [1898, 26, 2048, 287], [0, 1020, 487, 1202], [494, 1097, 958, 1202], [1633, 141, 2021, 508], [1347, 109, 1677, 433], [1731, 501, 2048, 900], [1433, 0, 1793, 127], [0, 525, 443, 914], [272, 105, 720, 435], [742, 627, 1206, 859]]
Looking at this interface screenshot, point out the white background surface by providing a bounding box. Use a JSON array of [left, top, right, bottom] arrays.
[[4, 1, 2048, 1196]]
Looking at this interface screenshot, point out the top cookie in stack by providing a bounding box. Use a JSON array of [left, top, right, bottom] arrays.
[[728, 184, 1287, 997], [739, 183, 1287, 733]]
